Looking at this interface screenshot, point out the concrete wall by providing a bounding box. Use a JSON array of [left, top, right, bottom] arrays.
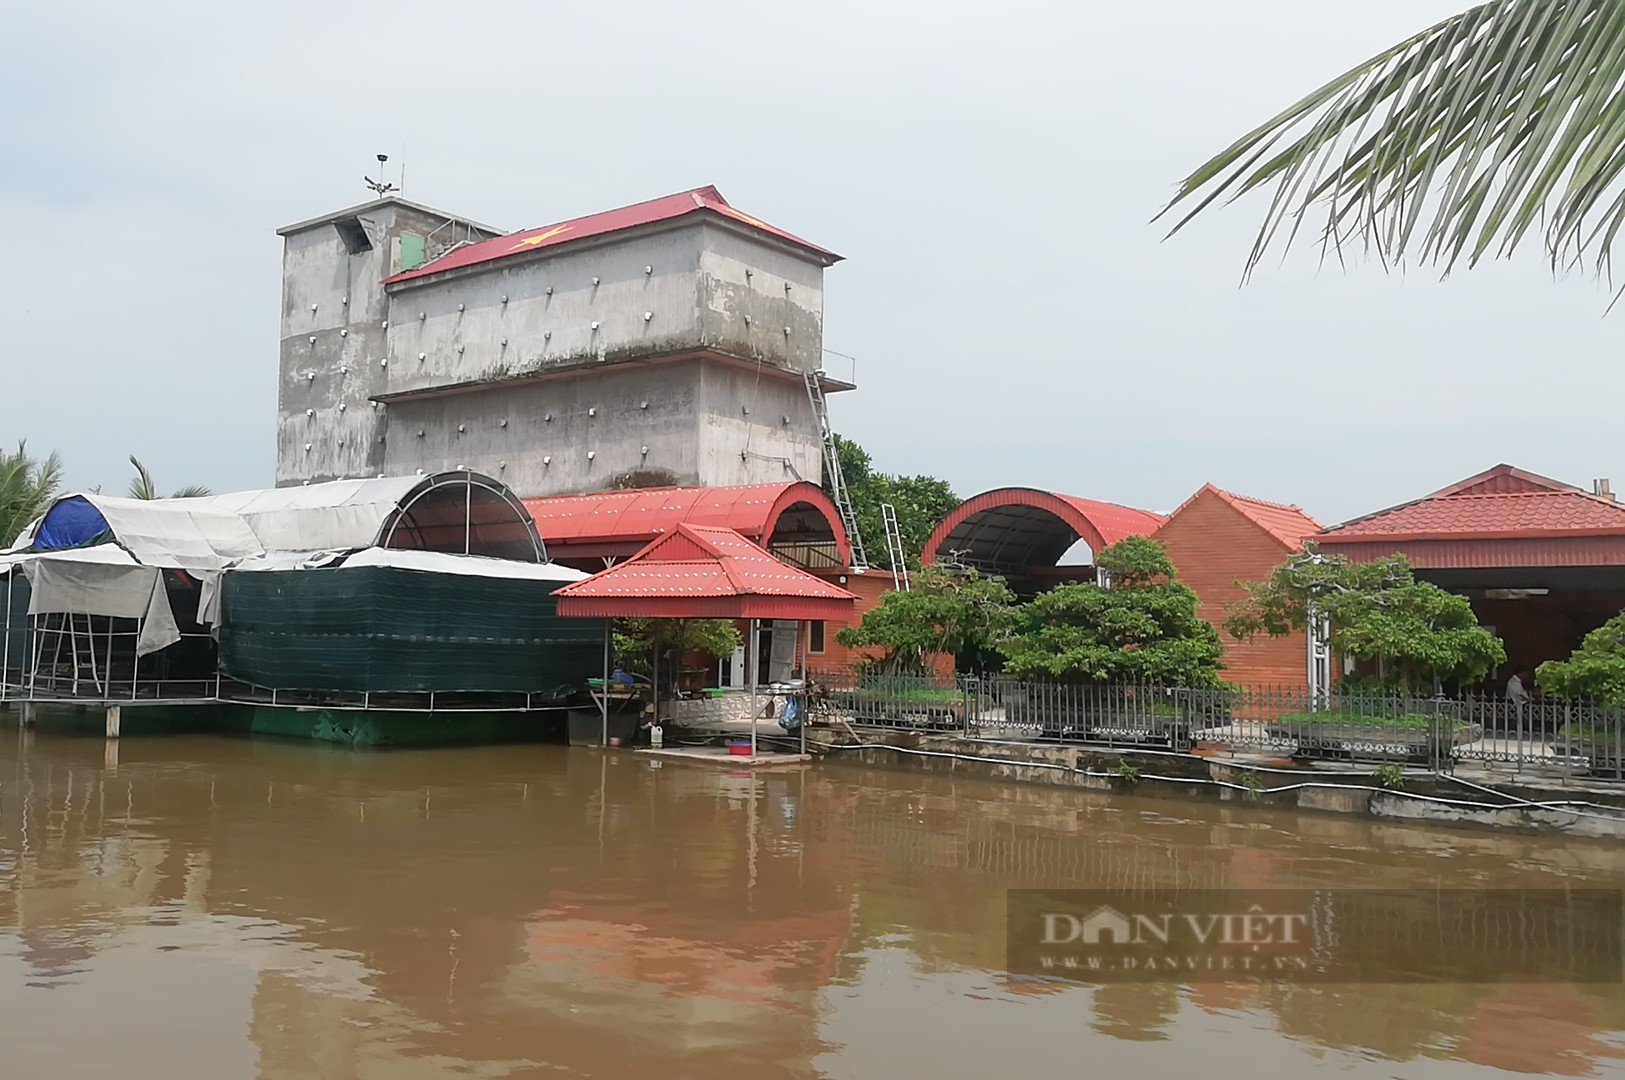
[[281, 200, 835, 495], [381, 220, 826, 396], [695, 223, 826, 371], [277, 203, 501, 486], [380, 359, 823, 497]]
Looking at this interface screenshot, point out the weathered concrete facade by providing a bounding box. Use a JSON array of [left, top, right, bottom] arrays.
[[277, 193, 839, 497], [277, 199, 503, 486]]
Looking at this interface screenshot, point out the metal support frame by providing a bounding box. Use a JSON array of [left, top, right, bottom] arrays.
[[749, 618, 759, 758]]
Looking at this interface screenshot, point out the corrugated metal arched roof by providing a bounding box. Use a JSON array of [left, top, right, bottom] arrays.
[[922, 487, 1165, 576]]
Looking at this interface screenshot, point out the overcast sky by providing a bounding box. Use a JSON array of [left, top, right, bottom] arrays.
[[1, 1, 1614, 525]]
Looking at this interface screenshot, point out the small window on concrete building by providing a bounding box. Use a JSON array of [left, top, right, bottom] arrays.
[[334, 217, 372, 254], [809, 620, 826, 654]]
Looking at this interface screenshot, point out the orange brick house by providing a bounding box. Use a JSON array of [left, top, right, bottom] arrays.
[[1153, 484, 1322, 690]]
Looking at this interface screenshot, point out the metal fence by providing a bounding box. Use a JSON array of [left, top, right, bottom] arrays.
[[808, 668, 1625, 782]]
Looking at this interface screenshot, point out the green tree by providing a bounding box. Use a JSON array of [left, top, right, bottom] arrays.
[[128, 455, 212, 500], [828, 435, 958, 572], [614, 618, 742, 691], [835, 565, 1017, 672], [0, 441, 65, 548], [1537, 611, 1625, 703], [997, 536, 1225, 685], [1225, 548, 1505, 693], [1161, 0, 1625, 286]]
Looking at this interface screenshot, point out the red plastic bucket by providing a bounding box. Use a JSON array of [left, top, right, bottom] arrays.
[[726, 741, 754, 756]]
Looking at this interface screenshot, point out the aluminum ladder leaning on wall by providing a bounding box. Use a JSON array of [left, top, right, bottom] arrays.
[[804, 369, 868, 573], [881, 503, 909, 591]]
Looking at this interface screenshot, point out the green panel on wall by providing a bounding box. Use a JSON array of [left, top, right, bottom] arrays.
[[398, 232, 426, 270]]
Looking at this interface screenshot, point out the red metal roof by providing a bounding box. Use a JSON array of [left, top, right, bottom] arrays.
[[1320, 466, 1625, 544], [922, 487, 1166, 571], [1161, 484, 1321, 550], [553, 524, 857, 620], [1317, 464, 1625, 568], [524, 482, 848, 563], [383, 186, 838, 286]]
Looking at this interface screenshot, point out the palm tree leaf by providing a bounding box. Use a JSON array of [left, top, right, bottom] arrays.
[[128, 455, 158, 500], [1158, 0, 1625, 284]]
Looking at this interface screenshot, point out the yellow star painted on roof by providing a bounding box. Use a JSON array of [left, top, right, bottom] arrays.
[[507, 225, 571, 252]]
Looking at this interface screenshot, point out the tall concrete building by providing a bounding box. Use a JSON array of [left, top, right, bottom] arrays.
[[276, 187, 846, 498]]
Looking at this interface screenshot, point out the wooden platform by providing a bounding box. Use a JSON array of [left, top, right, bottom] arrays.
[[635, 746, 811, 767]]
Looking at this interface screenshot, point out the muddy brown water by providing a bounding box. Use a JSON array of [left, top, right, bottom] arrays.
[[1, 729, 1623, 1079]]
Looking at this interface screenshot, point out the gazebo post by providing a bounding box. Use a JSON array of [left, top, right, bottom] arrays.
[[652, 630, 660, 734], [600, 621, 610, 747], [748, 617, 759, 759], [799, 619, 809, 757]]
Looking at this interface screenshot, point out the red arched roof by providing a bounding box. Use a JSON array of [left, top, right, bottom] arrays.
[[922, 487, 1165, 575], [524, 482, 849, 564]]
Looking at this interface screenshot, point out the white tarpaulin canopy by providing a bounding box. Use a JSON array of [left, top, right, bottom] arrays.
[[4, 546, 180, 656], [20, 472, 543, 574]]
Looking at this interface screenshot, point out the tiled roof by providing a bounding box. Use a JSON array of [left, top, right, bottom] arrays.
[[383, 186, 838, 285], [1320, 465, 1625, 541], [1198, 485, 1322, 549], [552, 524, 856, 620]]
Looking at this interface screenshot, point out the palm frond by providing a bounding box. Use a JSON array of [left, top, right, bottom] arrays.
[[128, 455, 158, 500], [0, 440, 64, 548], [1158, 0, 1625, 283], [170, 484, 213, 499]]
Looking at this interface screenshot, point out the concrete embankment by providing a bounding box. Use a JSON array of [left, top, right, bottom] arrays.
[[807, 729, 1625, 839]]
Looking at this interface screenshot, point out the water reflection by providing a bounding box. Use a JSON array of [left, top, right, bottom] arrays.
[[0, 729, 1622, 1078]]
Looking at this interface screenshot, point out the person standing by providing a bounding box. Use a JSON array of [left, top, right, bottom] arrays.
[[1506, 669, 1532, 707]]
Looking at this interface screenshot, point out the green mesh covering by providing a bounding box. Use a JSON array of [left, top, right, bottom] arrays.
[[218, 567, 605, 693], [2, 572, 31, 682]]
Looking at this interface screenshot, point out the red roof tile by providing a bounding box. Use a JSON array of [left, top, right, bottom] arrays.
[[525, 482, 847, 562], [1163, 484, 1321, 550], [1319, 465, 1625, 543], [553, 524, 857, 621], [383, 186, 838, 286]]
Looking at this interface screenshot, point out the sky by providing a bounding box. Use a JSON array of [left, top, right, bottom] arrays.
[[0, 0, 1616, 526]]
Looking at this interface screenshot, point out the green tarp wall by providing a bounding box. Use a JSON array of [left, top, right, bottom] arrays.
[[2, 572, 32, 683], [218, 567, 605, 693]]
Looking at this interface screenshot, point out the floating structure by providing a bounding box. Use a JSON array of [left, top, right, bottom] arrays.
[[554, 523, 855, 759], [0, 472, 603, 745]]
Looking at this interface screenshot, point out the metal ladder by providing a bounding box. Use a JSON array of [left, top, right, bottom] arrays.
[[881, 503, 910, 591], [803, 370, 868, 572]]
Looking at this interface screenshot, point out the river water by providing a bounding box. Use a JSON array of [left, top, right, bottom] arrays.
[[1, 730, 1622, 1079]]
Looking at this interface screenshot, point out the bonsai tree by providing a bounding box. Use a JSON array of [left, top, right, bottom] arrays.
[[1225, 547, 1505, 695], [996, 536, 1225, 686], [1537, 613, 1625, 706], [614, 618, 741, 695], [835, 565, 1017, 672]]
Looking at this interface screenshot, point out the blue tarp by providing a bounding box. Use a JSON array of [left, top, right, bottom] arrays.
[[32, 497, 112, 551]]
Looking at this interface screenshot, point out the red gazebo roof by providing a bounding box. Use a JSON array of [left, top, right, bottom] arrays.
[[553, 524, 857, 620]]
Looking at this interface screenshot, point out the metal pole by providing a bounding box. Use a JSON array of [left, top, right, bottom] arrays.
[[652, 626, 660, 735], [2, 571, 11, 699], [601, 621, 610, 747], [464, 475, 472, 556], [749, 618, 759, 759], [799, 619, 808, 757]]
